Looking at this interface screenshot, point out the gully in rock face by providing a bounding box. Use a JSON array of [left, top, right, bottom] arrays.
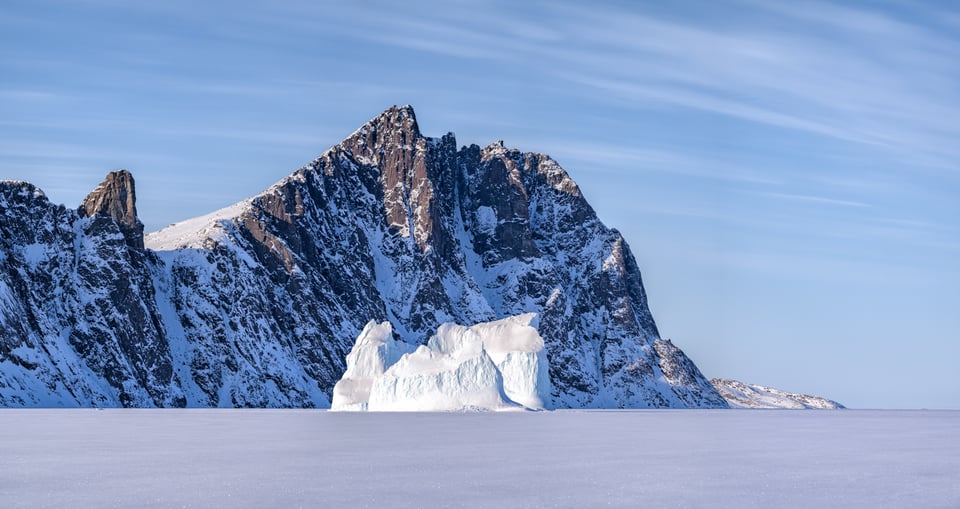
[[2, 106, 731, 409]]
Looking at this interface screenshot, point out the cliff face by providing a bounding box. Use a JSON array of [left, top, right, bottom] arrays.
[[78, 170, 145, 250], [0, 106, 727, 408], [0, 179, 178, 406]]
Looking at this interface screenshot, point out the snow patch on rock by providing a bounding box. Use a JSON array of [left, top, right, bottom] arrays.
[[710, 378, 845, 409], [331, 314, 553, 411], [475, 205, 497, 234]]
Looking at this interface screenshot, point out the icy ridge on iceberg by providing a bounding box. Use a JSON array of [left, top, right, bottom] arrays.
[[330, 320, 415, 411], [332, 313, 553, 411]]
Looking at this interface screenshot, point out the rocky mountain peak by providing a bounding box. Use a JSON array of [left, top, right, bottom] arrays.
[[330, 105, 452, 251], [3, 106, 731, 410], [0, 180, 47, 205], [340, 104, 423, 163], [79, 169, 144, 249]]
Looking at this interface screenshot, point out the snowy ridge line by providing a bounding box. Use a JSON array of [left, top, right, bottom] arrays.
[[144, 199, 253, 250], [144, 137, 344, 252], [711, 378, 845, 409], [2, 105, 846, 409]]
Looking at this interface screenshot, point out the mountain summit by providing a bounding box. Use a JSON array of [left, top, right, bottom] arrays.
[[1, 106, 726, 408]]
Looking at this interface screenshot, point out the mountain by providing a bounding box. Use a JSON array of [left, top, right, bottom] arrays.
[[711, 378, 845, 409], [1, 105, 727, 408], [0, 174, 178, 406]]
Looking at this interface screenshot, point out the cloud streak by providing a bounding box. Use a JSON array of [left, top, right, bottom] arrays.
[[750, 191, 871, 209], [326, 0, 960, 172]]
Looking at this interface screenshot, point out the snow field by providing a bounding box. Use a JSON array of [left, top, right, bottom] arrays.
[[1, 410, 957, 508]]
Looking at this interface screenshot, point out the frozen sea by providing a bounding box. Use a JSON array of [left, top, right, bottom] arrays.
[[1, 409, 957, 508]]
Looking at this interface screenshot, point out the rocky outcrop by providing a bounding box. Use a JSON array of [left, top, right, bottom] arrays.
[[710, 378, 844, 409], [79, 170, 145, 249], [1, 105, 728, 409], [0, 179, 178, 407]]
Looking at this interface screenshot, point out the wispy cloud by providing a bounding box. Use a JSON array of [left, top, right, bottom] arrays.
[[562, 76, 883, 147], [510, 139, 780, 185], [749, 191, 871, 209], [0, 141, 168, 162], [321, 0, 960, 173], [0, 89, 63, 101]]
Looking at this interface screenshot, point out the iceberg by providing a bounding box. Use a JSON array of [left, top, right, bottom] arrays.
[[329, 321, 415, 411], [331, 314, 553, 411]]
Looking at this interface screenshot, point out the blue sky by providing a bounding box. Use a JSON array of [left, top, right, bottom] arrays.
[[2, 0, 958, 409]]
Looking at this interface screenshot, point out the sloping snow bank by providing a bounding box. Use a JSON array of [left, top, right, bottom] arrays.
[[331, 314, 553, 411], [710, 378, 845, 409]]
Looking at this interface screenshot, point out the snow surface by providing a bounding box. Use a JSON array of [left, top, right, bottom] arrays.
[[143, 200, 252, 250], [331, 314, 553, 411], [712, 378, 845, 409], [475, 205, 497, 234], [1, 410, 957, 508]]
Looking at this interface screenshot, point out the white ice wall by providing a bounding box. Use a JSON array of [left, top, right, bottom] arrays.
[[331, 314, 553, 411], [330, 321, 415, 411]]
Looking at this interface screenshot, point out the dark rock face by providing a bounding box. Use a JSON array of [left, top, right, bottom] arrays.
[[79, 170, 145, 250], [0, 105, 727, 408], [0, 181, 179, 406]]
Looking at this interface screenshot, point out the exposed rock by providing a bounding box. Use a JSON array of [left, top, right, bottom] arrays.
[[79, 170, 145, 249], [0, 177, 178, 407], [1, 105, 727, 409], [711, 378, 845, 409]]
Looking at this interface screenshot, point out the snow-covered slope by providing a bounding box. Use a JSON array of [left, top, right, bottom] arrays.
[[2, 105, 727, 408], [143, 200, 252, 250], [333, 314, 552, 411], [711, 378, 845, 409], [0, 175, 181, 407]]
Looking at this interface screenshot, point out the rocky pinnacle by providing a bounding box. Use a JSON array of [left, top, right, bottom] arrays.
[[79, 169, 145, 249]]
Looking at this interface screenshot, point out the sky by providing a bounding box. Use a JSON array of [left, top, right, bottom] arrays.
[[2, 0, 958, 409]]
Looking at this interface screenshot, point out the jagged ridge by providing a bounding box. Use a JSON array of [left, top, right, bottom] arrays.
[[1, 105, 727, 408]]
